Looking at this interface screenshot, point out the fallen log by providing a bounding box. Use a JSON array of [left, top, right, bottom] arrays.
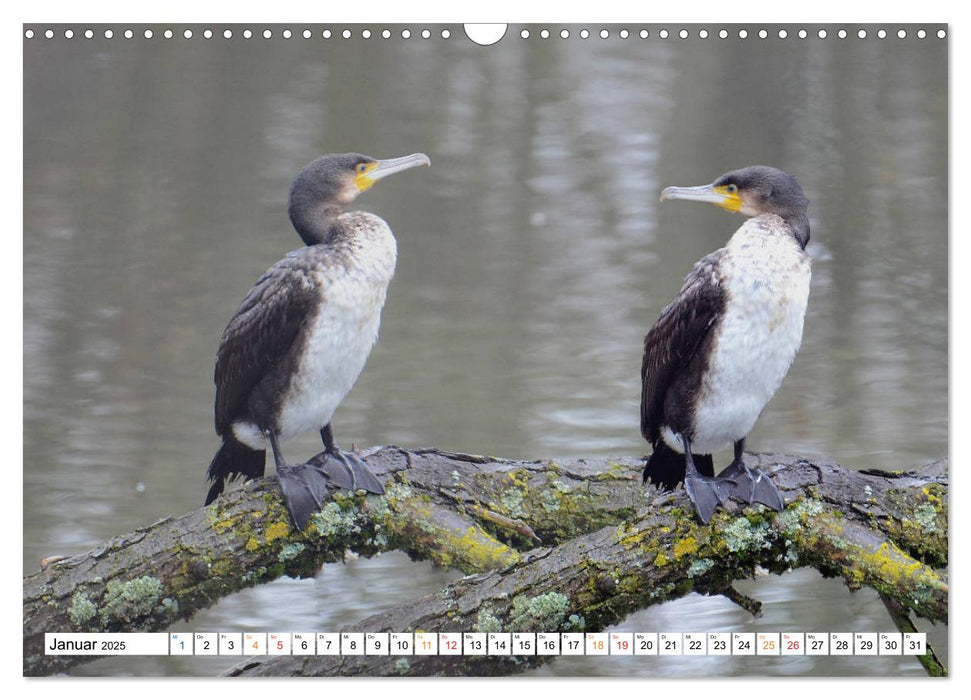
[[23, 448, 948, 676]]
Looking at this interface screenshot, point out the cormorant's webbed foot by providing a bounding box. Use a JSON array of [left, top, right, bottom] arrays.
[[277, 462, 336, 530], [280, 455, 384, 530], [679, 434, 735, 525], [718, 440, 785, 512], [268, 432, 337, 530], [309, 449, 385, 495], [683, 472, 733, 525], [719, 461, 785, 511], [312, 425, 386, 495]]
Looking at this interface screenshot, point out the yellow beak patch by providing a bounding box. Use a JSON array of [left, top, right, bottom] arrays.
[[354, 162, 379, 192], [711, 185, 743, 212]]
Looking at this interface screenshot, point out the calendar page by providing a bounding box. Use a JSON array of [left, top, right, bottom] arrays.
[[22, 14, 949, 681]]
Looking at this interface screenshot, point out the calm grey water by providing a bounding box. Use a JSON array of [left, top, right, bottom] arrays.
[[23, 25, 948, 677]]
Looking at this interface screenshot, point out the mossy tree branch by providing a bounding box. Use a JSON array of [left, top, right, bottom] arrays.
[[23, 448, 947, 676]]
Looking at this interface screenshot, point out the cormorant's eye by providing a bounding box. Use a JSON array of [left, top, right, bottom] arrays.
[[357, 163, 367, 173], [727, 183, 739, 194]]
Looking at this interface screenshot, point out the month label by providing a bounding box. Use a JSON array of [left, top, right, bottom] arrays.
[[45, 633, 169, 656]]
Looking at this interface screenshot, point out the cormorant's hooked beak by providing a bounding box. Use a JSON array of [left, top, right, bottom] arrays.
[[659, 183, 742, 213], [356, 153, 431, 192]]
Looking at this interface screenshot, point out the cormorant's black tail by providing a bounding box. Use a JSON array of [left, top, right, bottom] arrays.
[[205, 437, 266, 505], [643, 441, 714, 490]]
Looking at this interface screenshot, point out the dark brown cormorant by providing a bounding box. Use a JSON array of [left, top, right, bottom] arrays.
[[204, 152, 430, 529], [641, 165, 811, 523]]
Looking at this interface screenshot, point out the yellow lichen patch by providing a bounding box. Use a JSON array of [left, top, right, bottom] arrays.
[[385, 497, 521, 573], [786, 507, 946, 621], [921, 485, 944, 505], [503, 468, 532, 490], [264, 521, 290, 543], [588, 462, 633, 481], [615, 524, 640, 546], [866, 542, 925, 583], [208, 509, 242, 534], [245, 537, 260, 552], [653, 552, 669, 567], [434, 523, 520, 573], [210, 518, 235, 534], [673, 537, 699, 559]]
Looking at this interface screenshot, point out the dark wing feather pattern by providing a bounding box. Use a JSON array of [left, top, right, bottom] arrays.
[[214, 253, 319, 435], [640, 251, 726, 444]]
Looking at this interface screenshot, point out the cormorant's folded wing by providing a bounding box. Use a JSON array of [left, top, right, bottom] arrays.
[[214, 254, 319, 435], [640, 251, 726, 444]]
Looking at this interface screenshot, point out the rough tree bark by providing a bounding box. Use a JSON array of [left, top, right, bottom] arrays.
[[23, 447, 948, 677]]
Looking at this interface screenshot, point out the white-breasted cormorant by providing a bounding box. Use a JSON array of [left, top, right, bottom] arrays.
[[204, 152, 430, 529], [641, 165, 811, 523]]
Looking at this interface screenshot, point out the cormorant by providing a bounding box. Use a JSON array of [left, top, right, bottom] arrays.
[[640, 165, 810, 524], [204, 152, 430, 529]]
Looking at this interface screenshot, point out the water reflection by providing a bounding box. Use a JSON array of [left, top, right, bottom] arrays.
[[24, 26, 947, 676]]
